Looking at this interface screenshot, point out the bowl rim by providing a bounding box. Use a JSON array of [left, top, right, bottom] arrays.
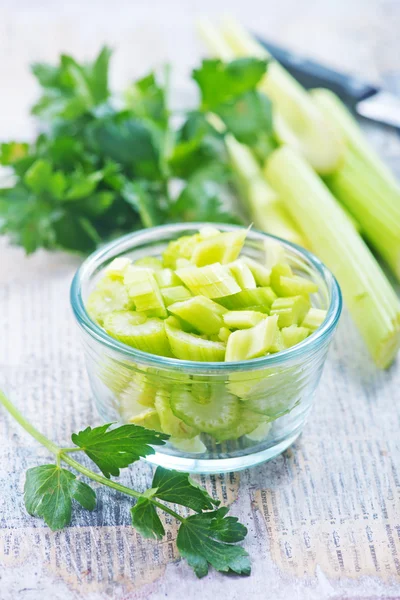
[[70, 223, 342, 373]]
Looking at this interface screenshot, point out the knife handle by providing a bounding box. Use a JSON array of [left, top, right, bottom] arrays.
[[257, 37, 378, 106]]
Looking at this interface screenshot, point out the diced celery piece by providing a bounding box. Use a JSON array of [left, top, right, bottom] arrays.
[[281, 325, 310, 348], [270, 329, 284, 353], [161, 285, 192, 307], [176, 258, 191, 268], [104, 257, 132, 280], [127, 269, 167, 317], [241, 256, 271, 286], [165, 321, 226, 361], [214, 408, 268, 441], [191, 230, 247, 266], [301, 308, 327, 331], [225, 315, 279, 361], [270, 264, 318, 297], [218, 327, 231, 342], [154, 268, 181, 288], [223, 310, 265, 329], [120, 373, 157, 408], [246, 421, 272, 442], [199, 226, 220, 238], [168, 436, 207, 453], [217, 287, 277, 310], [170, 386, 240, 433], [176, 263, 241, 298], [264, 240, 290, 269], [270, 296, 310, 328], [155, 390, 198, 438], [129, 409, 162, 432], [162, 234, 202, 268], [123, 265, 153, 286], [86, 280, 131, 326], [228, 260, 256, 290], [168, 296, 227, 335], [134, 257, 163, 270], [104, 313, 172, 356]]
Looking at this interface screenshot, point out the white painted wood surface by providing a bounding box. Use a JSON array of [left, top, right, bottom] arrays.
[[0, 1, 399, 598]]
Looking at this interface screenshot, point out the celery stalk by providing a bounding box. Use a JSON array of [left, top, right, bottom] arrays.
[[266, 146, 400, 368], [198, 17, 345, 174], [225, 135, 308, 247], [312, 88, 400, 280]]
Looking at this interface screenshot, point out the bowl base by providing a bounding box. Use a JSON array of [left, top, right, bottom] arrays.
[[145, 431, 301, 474]]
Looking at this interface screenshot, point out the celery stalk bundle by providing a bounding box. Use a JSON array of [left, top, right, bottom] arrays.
[[312, 89, 400, 281], [198, 18, 345, 175], [266, 147, 400, 369]]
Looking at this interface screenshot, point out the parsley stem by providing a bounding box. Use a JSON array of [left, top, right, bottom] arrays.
[[0, 390, 185, 524], [61, 453, 185, 522], [0, 390, 59, 455]]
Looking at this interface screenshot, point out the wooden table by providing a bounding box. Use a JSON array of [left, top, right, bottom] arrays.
[[0, 1, 399, 598]]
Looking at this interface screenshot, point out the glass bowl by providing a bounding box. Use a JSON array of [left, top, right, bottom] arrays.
[[70, 223, 342, 474]]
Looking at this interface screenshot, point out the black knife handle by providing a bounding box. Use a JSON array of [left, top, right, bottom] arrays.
[[256, 37, 378, 107]]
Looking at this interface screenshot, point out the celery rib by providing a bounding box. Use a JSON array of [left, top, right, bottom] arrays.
[[266, 146, 400, 368]]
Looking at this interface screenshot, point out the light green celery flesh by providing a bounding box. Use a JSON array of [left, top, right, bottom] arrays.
[[103, 316, 173, 357], [217, 286, 277, 310], [228, 260, 257, 290], [225, 134, 307, 247], [266, 146, 400, 368], [302, 308, 327, 331], [215, 18, 344, 174], [168, 296, 226, 335], [312, 89, 400, 280], [176, 264, 241, 298], [165, 323, 226, 361]]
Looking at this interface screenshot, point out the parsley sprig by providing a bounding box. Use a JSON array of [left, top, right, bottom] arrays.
[[0, 390, 251, 578]]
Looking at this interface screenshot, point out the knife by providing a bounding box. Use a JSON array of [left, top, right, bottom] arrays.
[[257, 36, 400, 129]]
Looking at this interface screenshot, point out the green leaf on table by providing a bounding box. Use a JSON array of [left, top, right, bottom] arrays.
[[130, 497, 165, 540], [71, 423, 169, 478], [177, 507, 250, 578], [24, 464, 96, 531], [151, 467, 219, 512], [193, 58, 267, 111]]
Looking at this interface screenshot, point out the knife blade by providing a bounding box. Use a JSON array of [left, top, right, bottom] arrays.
[[257, 36, 400, 129]]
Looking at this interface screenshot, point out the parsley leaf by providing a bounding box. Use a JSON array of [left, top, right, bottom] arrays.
[[71, 423, 168, 478], [193, 58, 267, 111], [176, 507, 251, 578], [151, 467, 219, 512], [24, 465, 96, 531], [130, 497, 165, 540]]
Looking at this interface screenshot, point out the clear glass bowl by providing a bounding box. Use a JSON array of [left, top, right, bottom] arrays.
[[70, 224, 342, 474]]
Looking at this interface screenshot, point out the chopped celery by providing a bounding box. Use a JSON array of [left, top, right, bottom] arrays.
[[162, 234, 202, 268], [225, 134, 308, 247], [120, 374, 156, 408], [161, 285, 192, 307], [214, 408, 268, 441], [155, 390, 198, 439], [168, 436, 207, 453], [264, 239, 289, 269], [312, 88, 400, 280], [168, 296, 227, 335], [176, 258, 191, 268], [129, 409, 162, 432], [176, 263, 241, 298], [134, 257, 163, 270], [170, 386, 240, 433], [104, 313, 172, 356], [241, 256, 271, 286], [126, 269, 167, 317], [104, 257, 132, 280], [223, 310, 265, 329], [218, 326, 231, 342], [154, 268, 181, 288], [217, 287, 277, 310], [270, 264, 318, 297], [281, 325, 310, 348], [301, 308, 327, 331], [270, 296, 310, 328], [165, 321, 226, 361], [266, 146, 400, 368], [225, 315, 279, 361], [245, 421, 272, 442], [191, 230, 247, 266], [228, 260, 256, 290], [123, 265, 153, 286], [87, 280, 131, 326], [216, 18, 345, 174]]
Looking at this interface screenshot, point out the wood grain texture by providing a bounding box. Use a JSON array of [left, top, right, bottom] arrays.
[[0, 1, 400, 599]]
